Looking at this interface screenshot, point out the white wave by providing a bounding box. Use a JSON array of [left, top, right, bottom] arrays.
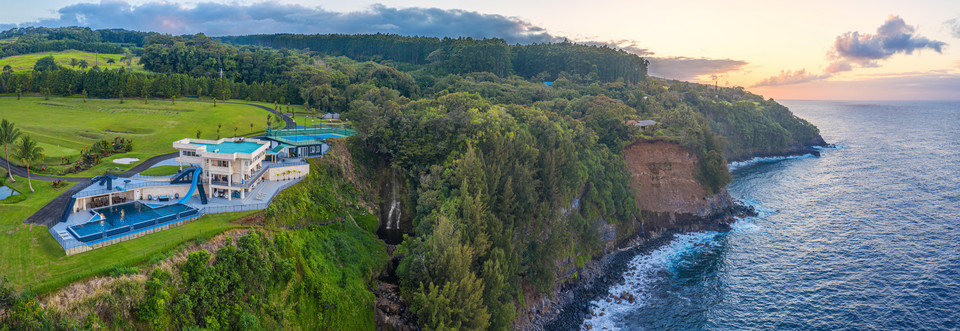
[[727, 153, 815, 171], [731, 217, 761, 233], [729, 199, 768, 233], [581, 231, 722, 331], [812, 144, 847, 150]]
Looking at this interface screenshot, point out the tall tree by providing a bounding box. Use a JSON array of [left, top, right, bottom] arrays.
[[0, 119, 22, 182], [14, 135, 43, 193]]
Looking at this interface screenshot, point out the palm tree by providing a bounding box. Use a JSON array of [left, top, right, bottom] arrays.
[[14, 135, 43, 193], [0, 119, 21, 182]]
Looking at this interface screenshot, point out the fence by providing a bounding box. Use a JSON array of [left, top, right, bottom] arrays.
[[201, 177, 302, 214], [57, 207, 207, 255], [58, 175, 304, 255], [266, 126, 357, 138], [74, 181, 172, 198], [130, 173, 176, 180]]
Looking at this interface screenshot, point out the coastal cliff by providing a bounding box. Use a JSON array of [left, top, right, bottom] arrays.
[[520, 140, 754, 330]]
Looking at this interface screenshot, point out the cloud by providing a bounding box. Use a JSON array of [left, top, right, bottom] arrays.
[[828, 15, 946, 71], [646, 57, 748, 81], [0, 1, 563, 44], [579, 39, 653, 56], [0, 0, 748, 83], [764, 72, 960, 101], [824, 61, 853, 74], [945, 18, 960, 38], [573, 40, 749, 82], [752, 69, 831, 87]]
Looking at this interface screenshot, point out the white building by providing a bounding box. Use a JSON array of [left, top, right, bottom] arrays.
[[173, 137, 307, 200]]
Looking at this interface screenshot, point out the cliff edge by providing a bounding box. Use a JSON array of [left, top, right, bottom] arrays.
[[624, 140, 733, 217]]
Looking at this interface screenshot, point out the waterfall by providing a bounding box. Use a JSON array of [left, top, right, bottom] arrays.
[[385, 170, 401, 230]]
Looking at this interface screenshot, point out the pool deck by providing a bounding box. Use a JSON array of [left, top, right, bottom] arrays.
[[51, 176, 303, 255]]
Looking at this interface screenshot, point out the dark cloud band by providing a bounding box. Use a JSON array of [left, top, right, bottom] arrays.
[[0, 1, 561, 44], [0, 1, 752, 83]]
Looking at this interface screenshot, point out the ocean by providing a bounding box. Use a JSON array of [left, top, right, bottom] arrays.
[[582, 100, 960, 330]]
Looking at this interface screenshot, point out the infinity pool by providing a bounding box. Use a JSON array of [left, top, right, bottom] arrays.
[[69, 202, 198, 242]]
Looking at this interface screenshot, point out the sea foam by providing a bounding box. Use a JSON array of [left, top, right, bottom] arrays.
[[581, 230, 722, 330], [727, 154, 815, 171], [581, 204, 765, 330]]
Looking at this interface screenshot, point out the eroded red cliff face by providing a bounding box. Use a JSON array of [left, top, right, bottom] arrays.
[[624, 140, 731, 215], [519, 140, 748, 330], [623, 140, 735, 233]]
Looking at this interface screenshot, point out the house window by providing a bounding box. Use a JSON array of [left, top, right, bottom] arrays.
[[182, 150, 196, 157], [215, 160, 229, 167]]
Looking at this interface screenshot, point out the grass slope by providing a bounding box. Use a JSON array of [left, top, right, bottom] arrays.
[[0, 96, 275, 177], [0, 50, 143, 72], [137, 165, 180, 176], [0, 174, 251, 293]]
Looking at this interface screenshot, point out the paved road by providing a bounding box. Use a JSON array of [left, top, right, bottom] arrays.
[[1, 152, 179, 183], [9, 152, 180, 226], [6, 101, 295, 226]]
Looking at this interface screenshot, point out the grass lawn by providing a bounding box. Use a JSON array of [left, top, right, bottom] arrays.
[[0, 174, 253, 293], [138, 165, 180, 176], [0, 50, 144, 72], [242, 100, 308, 114], [0, 96, 274, 177]]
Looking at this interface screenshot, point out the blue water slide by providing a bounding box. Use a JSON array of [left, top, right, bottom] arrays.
[[178, 167, 202, 204]]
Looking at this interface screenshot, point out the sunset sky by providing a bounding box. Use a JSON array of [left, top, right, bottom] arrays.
[[3, 0, 960, 100]]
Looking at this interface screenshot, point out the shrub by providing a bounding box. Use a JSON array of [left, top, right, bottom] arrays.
[[106, 265, 139, 277], [0, 194, 27, 204]]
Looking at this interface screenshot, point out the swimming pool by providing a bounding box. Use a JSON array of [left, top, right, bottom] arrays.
[[69, 202, 198, 242], [0, 186, 19, 200], [281, 133, 344, 142], [189, 141, 266, 154]]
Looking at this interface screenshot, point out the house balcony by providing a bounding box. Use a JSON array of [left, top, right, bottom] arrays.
[[209, 165, 270, 189]]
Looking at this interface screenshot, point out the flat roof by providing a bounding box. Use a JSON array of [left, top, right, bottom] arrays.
[[189, 141, 264, 154], [73, 177, 180, 199], [267, 144, 293, 154]]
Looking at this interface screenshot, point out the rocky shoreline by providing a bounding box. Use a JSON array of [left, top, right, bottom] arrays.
[[726, 139, 834, 164], [530, 202, 757, 330]]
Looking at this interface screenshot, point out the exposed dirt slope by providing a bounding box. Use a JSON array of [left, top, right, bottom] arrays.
[[623, 140, 733, 218]]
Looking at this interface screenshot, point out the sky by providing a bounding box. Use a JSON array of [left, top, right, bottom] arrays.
[[2, 0, 960, 100]]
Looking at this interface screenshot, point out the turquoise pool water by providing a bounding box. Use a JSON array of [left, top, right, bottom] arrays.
[[69, 202, 198, 242], [190, 141, 265, 154], [0, 186, 19, 200]]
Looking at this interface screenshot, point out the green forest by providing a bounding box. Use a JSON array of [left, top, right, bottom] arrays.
[[0, 27, 823, 330]]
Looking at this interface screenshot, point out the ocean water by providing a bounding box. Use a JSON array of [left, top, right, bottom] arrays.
[[582, 100, 960, 330]]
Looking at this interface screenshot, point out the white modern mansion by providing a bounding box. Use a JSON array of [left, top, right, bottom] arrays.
[[173, 137, 307, 200]]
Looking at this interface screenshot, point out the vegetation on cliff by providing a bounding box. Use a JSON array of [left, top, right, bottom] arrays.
[[0, 157, 387, 330], [0, 27, 824, 330]]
